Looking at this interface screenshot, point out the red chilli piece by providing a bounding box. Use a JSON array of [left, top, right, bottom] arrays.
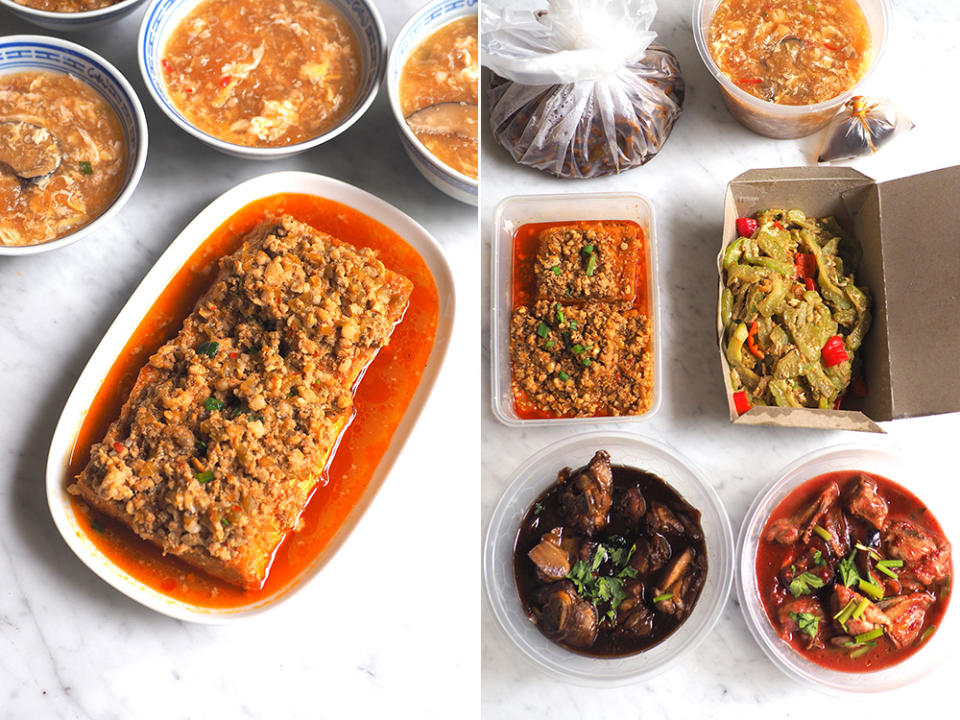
[[161, 58, 173, 73], [733, 390, 752, 415], [112, 441, 125, 454], [773, 220, 785, 231], [821, 335, 850, 367], [737, 77, 764, 86], [736, 217, 758, 237], [220, 75, 233, 88], [804, 277, 816, 291], [795, 252, 817, 280], [833, 394, 845, 410], [229, 351, 239, 359]]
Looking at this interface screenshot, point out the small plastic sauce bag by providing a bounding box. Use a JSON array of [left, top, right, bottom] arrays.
[[482, 0, 684, 179], [817, 96, 914, 164]]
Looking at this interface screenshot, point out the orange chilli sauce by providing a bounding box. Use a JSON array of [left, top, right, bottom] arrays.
[[67, 193, 439, 608], [756, 471, 952, 672], [510, 220, 648, 420]]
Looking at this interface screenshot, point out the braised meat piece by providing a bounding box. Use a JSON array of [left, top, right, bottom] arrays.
[[616, 486, 646, 528], [652, 548, 704, 619], [645, 502, 686, 536], [629, 533, 671, 576], [616, 582, 654, 639], [878, 592, 935, 649], [833, 585, 891, 637], [558, 450, 613, 536], [883, 520, 952, 587], [536, 581, 598, 649], [528, 527, 579, 582], [820, 502, 850, 558], [844, 473, 889, 530], [777, 596, 827, 649], [764, 482, 839, 546]]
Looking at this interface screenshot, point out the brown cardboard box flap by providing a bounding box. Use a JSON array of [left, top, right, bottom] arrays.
[[717, 167, 883, 432], [875, 166, 960, 418]]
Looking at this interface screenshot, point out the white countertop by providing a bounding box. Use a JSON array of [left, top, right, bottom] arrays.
[[481, 1, 960, 716], [0, 2, 478, 718]]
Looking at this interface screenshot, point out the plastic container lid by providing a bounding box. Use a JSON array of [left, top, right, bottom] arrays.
[[483, 431, 734, 686], [737, 444, 955, 694]]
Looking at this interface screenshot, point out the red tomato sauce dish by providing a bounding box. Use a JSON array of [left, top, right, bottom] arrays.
[[66, 192, 439, 609], [756, 471, 952, 672]]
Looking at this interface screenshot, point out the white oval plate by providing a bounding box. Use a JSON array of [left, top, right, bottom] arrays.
[[45, 171, 455, 622]]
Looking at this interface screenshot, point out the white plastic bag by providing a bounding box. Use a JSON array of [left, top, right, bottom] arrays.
[[482, 0, 683, 178]]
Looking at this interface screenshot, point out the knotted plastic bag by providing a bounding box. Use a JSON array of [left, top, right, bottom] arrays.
[[482, 0, 684, 179], [818, 96, 914, 164]]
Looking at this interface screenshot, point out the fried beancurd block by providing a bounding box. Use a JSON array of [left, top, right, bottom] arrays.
[[534, 222, 641, 303], [70, 216, 413, 589], [509, 301, 653, 418]]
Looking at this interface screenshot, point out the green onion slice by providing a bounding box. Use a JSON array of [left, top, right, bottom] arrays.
[[585, 254, 597, 276], [204, 397, 224, 412], [195, 470, 214, 484], [652, 593, 673, 603], [551, 265, 562, 275], [558, 371, 570, 382], [813, 525, 833, 542], [536, 322, 550, 338], [854, 627, 884, 644]]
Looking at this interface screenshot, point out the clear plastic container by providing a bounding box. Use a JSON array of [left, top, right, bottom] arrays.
[[692, 0, 889, 139], [483, 432, 734, 686], [490, 192, 660, 427], [737, 444, 955, 694]]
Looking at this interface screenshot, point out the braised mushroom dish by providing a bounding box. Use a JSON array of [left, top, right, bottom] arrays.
[[514, 450, 707, 657], [758, 471, 952, 671]]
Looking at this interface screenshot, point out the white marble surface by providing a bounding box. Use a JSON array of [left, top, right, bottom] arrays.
[[0, 2, 478, 718], [481, 1, 960, 716]]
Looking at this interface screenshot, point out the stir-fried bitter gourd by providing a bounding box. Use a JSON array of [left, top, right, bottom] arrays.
[[722, 209, 871, 409]]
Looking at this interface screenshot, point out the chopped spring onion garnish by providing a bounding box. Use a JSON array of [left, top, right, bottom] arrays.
[[833, 599, 856, 630], [875, 561, 900, 579], [572, 344, 586, 354], [582, 244, 594, 254], [921, 625, 936, 642], [551, 265, 562, 275], [812, 524, 833, 542], [585, 254, 597, 276], [569, 320, 578, 330], [558, 372, 570, 381], [195, 470, 214, 484], [555, 303, 565, 324], [78, 160, 93, 174], [220, 517, 230, 528], [849, 643, 875, 659], [854, 627, 884, 644], [652, 593, 673, 603], [858, 577, 884, 601], [546, 340, 555, 349], [583, 358, 592, 367], [204, 397, 224, 412], [536, 322, 550, 338], [852, 597, 870, 620], [196, 341, 219, 357], [533, 502, 543, 516], [854, 542, 882, 560]]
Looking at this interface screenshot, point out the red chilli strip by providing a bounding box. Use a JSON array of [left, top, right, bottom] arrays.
[[229, 351, 239, 359], [733, 390, 752, 415], [821, 335, 850, 367], [746, 321, 764, 359], [805, 277, 816, 291], [823, 41, 841, 51], [736, 217, 758, 237], [773, 220, 785, 231], [737, 77, 764, 85], [220, 75, 233, 88], [795, 252, 817, 280], [161, 58, 173, 73], [112, 441, 124, 453]]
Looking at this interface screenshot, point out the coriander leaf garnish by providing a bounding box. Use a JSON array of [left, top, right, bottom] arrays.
[[788, 571, 825, 598], [789, 611, 820, 640]]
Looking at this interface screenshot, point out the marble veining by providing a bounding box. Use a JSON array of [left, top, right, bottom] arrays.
[[481, 0, 960, 717]]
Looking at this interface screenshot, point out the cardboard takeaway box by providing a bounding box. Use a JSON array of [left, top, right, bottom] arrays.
[[717, 165, 960, 433]]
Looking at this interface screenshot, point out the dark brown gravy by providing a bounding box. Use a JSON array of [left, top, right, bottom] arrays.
[[514, 462, 707, 657]]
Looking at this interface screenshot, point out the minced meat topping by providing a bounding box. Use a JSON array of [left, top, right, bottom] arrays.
[[534, 223, 640, 303], [70, 215, 412, 589]]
